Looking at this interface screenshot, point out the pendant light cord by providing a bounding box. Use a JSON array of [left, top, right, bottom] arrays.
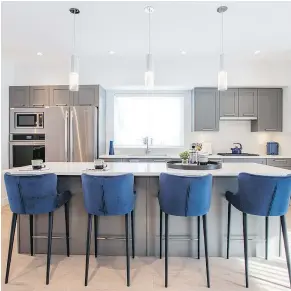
[[148, 11, 151, 55], [73, 11, 76, 52], [221, 12, 224, 54]]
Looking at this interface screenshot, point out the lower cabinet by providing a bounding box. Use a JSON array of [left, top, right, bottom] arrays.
[[267, 159, 291, 168], [222, 158, 266, 164]]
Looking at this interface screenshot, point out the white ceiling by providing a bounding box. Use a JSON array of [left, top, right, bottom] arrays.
[[2, 1, 291, 62]]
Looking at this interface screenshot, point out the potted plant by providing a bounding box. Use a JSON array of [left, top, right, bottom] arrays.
[[179, 151, 190, 164]]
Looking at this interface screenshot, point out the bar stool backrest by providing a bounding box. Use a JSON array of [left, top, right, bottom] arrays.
[[81, 173, 135, 216], [237, 173, 291, 216], [4, 173, 58, 215], [159, 173, 212, 217]]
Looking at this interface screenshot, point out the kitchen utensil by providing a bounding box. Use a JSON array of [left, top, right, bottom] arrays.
[[31, 159, 44, 170], [94, 159, 105, 169], [230, 143, 242, 154], [198, 153, 209, 165]]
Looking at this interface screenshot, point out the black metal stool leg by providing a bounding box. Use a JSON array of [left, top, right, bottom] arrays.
[[131, 210, 135, 259], [165, 213, 169, 288], [5, 213, 17, 284], [243, 213, 249, 288], [265, 216, 269, 260], [125, 214, 130, 287], [85, 214, 92, 286], [203, 214, 210, 288], [94, 215, 98, 258], [46, 212, 54, 285], [280, 215, 291, 288], [198, 216, 200, 259], [227, 202, 231, 259], [64, 202, 70, 257], [30, 215, 33, 256], [160, 209, 163, 259]]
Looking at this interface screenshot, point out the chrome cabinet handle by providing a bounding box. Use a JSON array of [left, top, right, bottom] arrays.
[[70, 111, 73, 161], [243, 113, 255, 116], [273, 159, 287, 163], [56, 104, 67, 106], [202, 128, 213, 131], [33, 104, 44, 107], [223, 113, 236, 116], [129, 159, 140, 162], [265, 129, 277, 131], [65, 111, 68, 162]]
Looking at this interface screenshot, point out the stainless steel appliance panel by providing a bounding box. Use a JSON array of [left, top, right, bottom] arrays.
[[70, 106, 97, 162], [45, 107, 69, 162], [10, 108, 46, 134]]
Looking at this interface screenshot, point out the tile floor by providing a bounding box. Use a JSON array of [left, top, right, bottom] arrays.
[[2, 205, 291, 291]]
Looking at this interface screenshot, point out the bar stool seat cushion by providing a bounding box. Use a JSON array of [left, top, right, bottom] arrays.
[[225, 173, 291, 216], [4, 173, 72, 215]]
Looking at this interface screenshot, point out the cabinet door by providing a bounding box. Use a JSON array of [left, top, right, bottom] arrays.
[[238, 89, 258, 117], [219, 89, 239, 117], [50, 86, 72, 106], [251, 89, 282, 132], [193, 88, 219, 131], [267, 158, 291, 168], [73, 85, 98, 106], [9, 86, 30, 108], [29, 86, 50, 107]]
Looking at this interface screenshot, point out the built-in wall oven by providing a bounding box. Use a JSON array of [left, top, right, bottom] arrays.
[[9, 134, 45, 168], [10, 108, 46, 134]]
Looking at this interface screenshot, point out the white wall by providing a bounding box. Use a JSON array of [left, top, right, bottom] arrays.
[[1, 59, 15, 205]]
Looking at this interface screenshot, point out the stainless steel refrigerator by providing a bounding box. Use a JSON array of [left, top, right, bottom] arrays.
[[45, 106, 105, 162]]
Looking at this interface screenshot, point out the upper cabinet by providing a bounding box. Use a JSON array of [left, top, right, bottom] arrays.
[[251, 88, 282, 132], [238, 89, 258, 118], [9, 86, 30, 108], [50, 86, 73, 106], [219, 89, 239, 118], [192, 88, 219, 131], [29, 86, 50, 107], [73, 85, 99, 106]]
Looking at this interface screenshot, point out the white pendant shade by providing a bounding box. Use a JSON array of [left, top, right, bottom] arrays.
[[218, 70, 227, 91], [69, 54, 79, 91], [145, 53, 154, 88]]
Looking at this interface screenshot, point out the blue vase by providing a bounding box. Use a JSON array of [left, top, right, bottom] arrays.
[[109, 140, 115, 155]]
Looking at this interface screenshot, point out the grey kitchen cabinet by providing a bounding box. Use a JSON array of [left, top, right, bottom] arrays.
[[73, 85, 99, 106], [193, 88, 219, 131], [50, 86, 73, 106], [222, 158, 266, 164], [219, 89, 239, 118], [238, 89, 258, 117], [103, 158, 124, 162], [267, 158, 291, 168], [251, 89, 282, 132], [9, 86, 30, 108], [29, 86, 50, 107]]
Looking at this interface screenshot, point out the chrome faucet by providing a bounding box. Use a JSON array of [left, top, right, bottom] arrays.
[[143, 137, 152, 155]]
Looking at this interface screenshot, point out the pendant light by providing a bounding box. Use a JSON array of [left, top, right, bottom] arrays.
[[69, 8, 80, 92], [144, 6, 155, 88], [217, 6, 228, 91]]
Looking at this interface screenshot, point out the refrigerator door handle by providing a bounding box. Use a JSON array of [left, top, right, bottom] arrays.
[[70, 110, 73, 161], [65, 111, 69, 162]]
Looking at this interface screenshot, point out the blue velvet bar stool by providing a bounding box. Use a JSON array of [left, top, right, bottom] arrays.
[[225, 173, 291, 288], [81, 173, 135, 287], [158, 173, 212, 288], [4, 173, 72, 285]]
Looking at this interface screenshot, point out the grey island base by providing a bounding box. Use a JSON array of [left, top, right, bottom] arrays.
[[8, 162, 290, 258]]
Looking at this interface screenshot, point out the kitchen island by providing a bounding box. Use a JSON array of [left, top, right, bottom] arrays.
[[4, 162, 291, 258]]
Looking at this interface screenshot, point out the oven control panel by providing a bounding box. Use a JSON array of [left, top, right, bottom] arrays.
[[10, 134, 45, 141]]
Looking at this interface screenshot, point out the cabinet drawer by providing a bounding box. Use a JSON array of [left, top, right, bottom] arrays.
[[267, 159, 291, 168], [222, 158, 266, 164], [103, 159, 124, 162]]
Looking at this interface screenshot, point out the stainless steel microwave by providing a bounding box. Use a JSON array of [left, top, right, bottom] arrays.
[[10, 108, 46, 134]]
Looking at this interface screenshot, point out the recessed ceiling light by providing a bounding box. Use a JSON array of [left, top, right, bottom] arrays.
[[37, 52, 43, 56], [254, 50, 261, 55], [180, 50, 187, 55], [108, 50, 115, 55]]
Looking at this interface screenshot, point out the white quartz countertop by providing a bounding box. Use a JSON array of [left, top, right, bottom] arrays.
[[3, 162, 291, 177], [100, 154, 291, 159]]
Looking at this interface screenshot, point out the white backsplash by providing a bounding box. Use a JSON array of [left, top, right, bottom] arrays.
[[188, 120, 291, 155]]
